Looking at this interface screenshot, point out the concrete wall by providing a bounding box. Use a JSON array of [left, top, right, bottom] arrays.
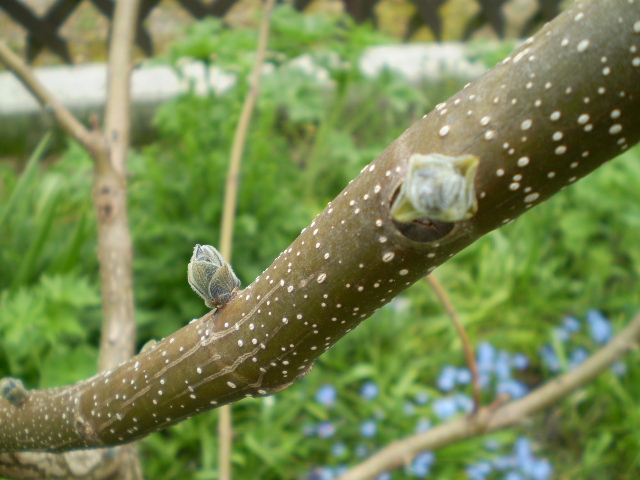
[[0, 43, 488, 155]]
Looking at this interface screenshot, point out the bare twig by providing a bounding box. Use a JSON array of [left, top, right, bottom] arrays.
[[338, 311, 640, 480], [426, 274, 481, 410], [95, 0, 140, 372], [0, 41, 105, 158], [217, 1, 277, 479], [103, 0, 138, 177], [94, 2, 143, 477], [219, 0, 277, 260]]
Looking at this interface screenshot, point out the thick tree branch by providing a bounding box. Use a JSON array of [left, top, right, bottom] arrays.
[[0, 450, 121, 479], [338, 310, 640, 480], [0, 0, 638, 454]]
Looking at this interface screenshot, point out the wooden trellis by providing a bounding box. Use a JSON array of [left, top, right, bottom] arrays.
[[0, 0, 562, 63]]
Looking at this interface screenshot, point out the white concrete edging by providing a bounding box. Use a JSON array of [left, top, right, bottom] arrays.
[[0, 43, 487, 154]]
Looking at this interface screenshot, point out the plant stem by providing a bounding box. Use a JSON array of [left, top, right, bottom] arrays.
[[426, 274, 481, 410], [217, 1, 277, 479]]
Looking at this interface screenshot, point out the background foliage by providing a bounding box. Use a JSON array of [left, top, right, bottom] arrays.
[[1, 5, 639, 479]]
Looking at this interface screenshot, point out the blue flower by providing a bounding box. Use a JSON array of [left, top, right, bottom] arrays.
[[511, 353, 529, 370], [410, 451, 435, 478], [569, 347, 589, 369], [586, 309, 613, 344], [437, 365, 458, 392], [305, 470, 321, 480], [375, 473, 391, 480], [455, 393, 474, 413], [478, 372, 492, 389], [317, 421, 336, 439], [477, 341, 496, 373], [554, 326, 571, 343], [355, 443, 369, 458], [432, 396, 458, 420], [415, 417, 431, 433], [306, 467, 334, 480], [466, 460, 492, 480], [504, 472, 525, 480], [360, 381, 380, 400], [563, 315, 581, 333], [465, 466, 484, 480], [404, 401, 416, 416], [315, 384, 337, 408], [611, 360, 627, 376], [360, 419, 377, 438], [456, 367, 472, 385], [331, 442, 347, 458], [531, 458, 553, 480], [415, 391, 430, 405], [540, 344, 561, 372], [514, 436, 534, 471], [335, 465, 348, 476], [497, 379, 529, 399], [493, 454, 517, 471], [484, 439, 500, 451], [494, 350, 512, 380]]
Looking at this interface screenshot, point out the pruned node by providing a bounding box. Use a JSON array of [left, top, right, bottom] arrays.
[[140, 338, 157, 353], [0, 377, 27, 406], [188, 244, 241, 309], [391, 153, 479, 223]]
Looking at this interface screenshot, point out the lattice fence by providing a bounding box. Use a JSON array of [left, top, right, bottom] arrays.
[[1, 0, 562, 63]]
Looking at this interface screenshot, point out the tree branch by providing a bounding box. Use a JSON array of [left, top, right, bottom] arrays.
[[218, 0, 277, 478], [92, 1, 144, 478], [426, 275, 481, 410], [0, 0, 144, 478], [338, 310, 640, 479], [102, 0, 139, 177], [219, 0, 277, 261], [94, 0, 140, 376], [0, 0, 638, 455], [0, 41, 105, 158]]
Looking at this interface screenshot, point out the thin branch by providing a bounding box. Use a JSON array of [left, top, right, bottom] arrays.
[[94, 0, 140, 372], [0, 40, 105, 158], [426, 274, 481, 410], [93, 1, 143, 477], [217, 1, 277, 479], [0, 1, 143, 477], [338, 311, 640, 480], [219, 0, 277, 261], [103, 0, 140, 177]]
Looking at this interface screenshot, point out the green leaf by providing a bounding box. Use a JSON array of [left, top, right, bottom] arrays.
[[0, 133, 50, 231]]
